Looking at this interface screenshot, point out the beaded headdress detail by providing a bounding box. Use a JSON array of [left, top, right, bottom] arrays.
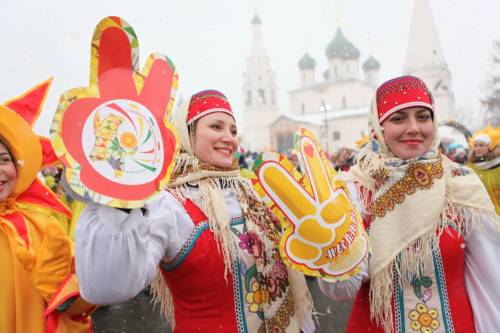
[[376, 76, 434, 123], [186, 90, 234, 125]]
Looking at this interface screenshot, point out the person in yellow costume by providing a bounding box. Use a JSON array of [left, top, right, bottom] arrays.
[[468, 125, 500, 215], [0, 80, 96, 333]]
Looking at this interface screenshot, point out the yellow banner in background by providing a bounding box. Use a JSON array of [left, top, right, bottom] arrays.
[[252, 128, 370, 281]]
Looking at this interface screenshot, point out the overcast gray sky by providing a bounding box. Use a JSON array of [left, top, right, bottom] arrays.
[[1, 0, 499, 137]]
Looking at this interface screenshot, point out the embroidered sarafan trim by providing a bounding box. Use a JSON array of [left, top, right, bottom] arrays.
[[394, 260, 404, 332], [232, 256, 246, 333], [159, 221, 210, 271], [432, 246, 454, 332], [160, 217, 243, 271], [374, 159, 443, 218]]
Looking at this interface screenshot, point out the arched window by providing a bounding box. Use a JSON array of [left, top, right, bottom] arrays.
[[277, 133, 286, 152], [258, 89, 266, 104], [285, 132, 294, 151], [246, 90, 252, 106]]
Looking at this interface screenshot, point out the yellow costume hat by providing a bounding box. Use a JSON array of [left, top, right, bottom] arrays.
[[0, 79, 71, 216], [0, 104, 42, 197], [469, 125, 500, 151]]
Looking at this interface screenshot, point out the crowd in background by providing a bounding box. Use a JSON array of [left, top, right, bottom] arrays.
[[37, 135, 494, 242]]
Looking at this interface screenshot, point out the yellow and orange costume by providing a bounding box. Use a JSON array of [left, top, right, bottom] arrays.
[[0, 80, 96, 333]]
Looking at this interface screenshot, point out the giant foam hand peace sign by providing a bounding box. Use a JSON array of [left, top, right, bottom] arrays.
[[51, 16, 180, 208], [252, 128, 370, 281]]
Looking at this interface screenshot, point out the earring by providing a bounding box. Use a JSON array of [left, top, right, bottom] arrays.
[[380, 126, 385, 131]]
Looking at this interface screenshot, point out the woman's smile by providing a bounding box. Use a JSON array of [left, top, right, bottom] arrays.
[[194, 112, 239, 168]]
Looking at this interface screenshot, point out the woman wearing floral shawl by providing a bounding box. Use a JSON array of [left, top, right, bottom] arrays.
[[319, 76, 500, 332], [76, 90, 315, 332]]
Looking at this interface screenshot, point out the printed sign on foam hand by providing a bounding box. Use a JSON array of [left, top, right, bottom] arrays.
[[252, 128, 370, 281], [50, 16, 180, 208]]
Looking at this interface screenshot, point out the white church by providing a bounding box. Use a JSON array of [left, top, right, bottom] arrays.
[[241, 0, 456, 153]]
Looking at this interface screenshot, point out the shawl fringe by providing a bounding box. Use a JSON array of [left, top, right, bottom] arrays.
[[150, 268, 176, 329], [152, 152, 315, 331], [364, 157, 500, 332]]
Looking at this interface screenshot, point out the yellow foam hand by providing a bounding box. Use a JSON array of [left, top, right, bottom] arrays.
[[253, 130, 369, 281], [16, 218, 72, 302]]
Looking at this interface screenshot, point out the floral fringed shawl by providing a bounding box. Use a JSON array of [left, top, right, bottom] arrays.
[[151, 96, 314, 332], [348, 95, 500, 332]]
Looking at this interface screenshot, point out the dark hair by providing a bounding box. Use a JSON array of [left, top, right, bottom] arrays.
[[0, 135, 17, 171]]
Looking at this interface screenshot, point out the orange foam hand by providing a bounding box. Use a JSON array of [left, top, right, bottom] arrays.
[[51, 17, 180, 208]]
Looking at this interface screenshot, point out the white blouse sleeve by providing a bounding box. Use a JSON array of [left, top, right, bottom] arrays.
[[318, 264, 370, 301], [464, 214, 500, 332], [75, 191, 192, 305]]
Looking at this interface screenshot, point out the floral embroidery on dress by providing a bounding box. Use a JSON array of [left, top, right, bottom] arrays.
[[373, 158, 443, 218], [246, 281, 264, 313], [409, 303, 440, 332], [407, 266, 441, 332], [412, 275, 433, 303]]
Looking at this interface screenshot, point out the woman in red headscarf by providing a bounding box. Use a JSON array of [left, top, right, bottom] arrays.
[[318, 76, 500, 332], [0, 82, 95, 333], [75, 90, 316, 332]]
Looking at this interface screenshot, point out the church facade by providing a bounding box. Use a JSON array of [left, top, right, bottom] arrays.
[[403, 0, 456, 121], [241, 14, 281, 152], [242, 0, 456, 154]]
